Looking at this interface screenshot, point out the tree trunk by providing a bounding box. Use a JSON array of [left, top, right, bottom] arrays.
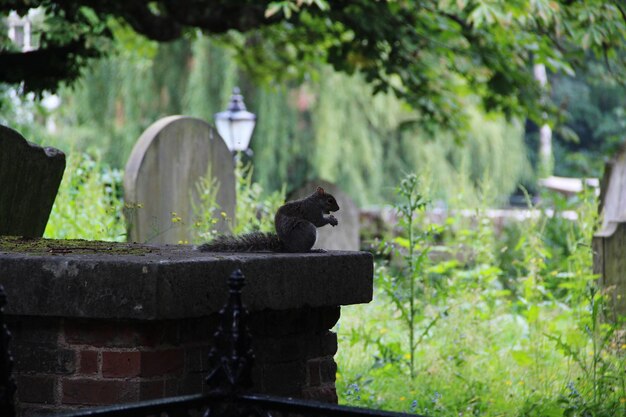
[[533, 63, 553, 177]]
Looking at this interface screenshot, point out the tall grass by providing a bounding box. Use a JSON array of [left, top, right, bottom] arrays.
[[44, 153, 126, 241], [337, 175, 625, 417]]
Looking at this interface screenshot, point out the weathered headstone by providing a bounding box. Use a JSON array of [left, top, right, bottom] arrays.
[[289, 180, 360, 251], [0, 125, 65, 237], [124, 116, 235, 244], [593, 144, 626, 321]]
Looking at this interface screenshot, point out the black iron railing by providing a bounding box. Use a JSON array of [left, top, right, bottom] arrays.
[[1, 270, 423, 417]]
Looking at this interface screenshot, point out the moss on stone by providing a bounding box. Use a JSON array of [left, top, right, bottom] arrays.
[[0, 236, 156, 255]]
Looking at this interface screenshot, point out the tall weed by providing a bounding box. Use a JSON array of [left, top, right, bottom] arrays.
[[231, 159, 285, 235], [190, 166, 227, 244], [338, 173, 625, 417], [190, 158, 285, 239], [376, 174, 430, 378], [541, 188, 626, 417], [44, 153, 126, 241]]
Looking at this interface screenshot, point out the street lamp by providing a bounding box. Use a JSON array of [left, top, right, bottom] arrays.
[[214, 87, 256, 154]]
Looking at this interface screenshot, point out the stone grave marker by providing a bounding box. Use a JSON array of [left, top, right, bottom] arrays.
[[0, 125, 65, 237], [124, 116, 235, 244], [289, 179, 360, 251], [593, 143, 626, 321]]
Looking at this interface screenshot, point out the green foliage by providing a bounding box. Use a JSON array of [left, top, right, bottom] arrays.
[[20, 35, 531, 207], [546, 286, 625, 417], [247, 83, 302, 192], [231, 159, 286, 235], [397, 107, 532, 207], [265, 0, 328, 19], [308, 67, 389, 203], [44, 153, 126, 241], [547, 63, 626, 178], [376, 174, 441, 379], [201, 0, 626, 131], [337, 174, 626, 417], [189, 159, 285, 242], [305, 68, 532, 205], [4, 1, 626, 135], [184, 35, 238, 122], [189, 167, 225, 244]]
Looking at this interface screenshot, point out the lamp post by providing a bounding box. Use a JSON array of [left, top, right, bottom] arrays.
[[214, 87, 257, 156]]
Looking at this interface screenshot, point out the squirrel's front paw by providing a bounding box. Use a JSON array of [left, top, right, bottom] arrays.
[[328, 215, 338, 227]]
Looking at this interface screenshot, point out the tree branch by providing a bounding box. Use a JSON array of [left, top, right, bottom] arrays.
[[0, 40, 98, 92], [440, 11, 474, 31], [161, 0, 279, 35], [118, 1, 183, 42], [616, 1, 626, 24]]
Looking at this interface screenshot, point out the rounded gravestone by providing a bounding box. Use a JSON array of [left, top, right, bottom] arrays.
[[124, 116, 235, 244], [289, 180, 360, 251]]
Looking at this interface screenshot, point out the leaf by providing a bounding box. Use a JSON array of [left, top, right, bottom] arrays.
[[526, 304, 539, 323], [541, 403, 566, 417], [265, 6, 279, 18], [581, 32, 591, 49], [511, 350, 533, 366], [544, 333, 588, 376], [312, 0, 329, 11], [394, 236, 410, 249]]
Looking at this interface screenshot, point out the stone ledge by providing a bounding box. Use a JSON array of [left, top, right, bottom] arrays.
[[0, 241, 373, 320]]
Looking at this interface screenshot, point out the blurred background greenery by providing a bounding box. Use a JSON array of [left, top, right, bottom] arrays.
[[3, 1, 626, 207]]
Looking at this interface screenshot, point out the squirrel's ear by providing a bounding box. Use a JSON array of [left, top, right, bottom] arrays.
[[316, 186, 325, 195]]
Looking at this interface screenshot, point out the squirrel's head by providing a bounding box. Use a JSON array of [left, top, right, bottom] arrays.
[[315, 186, 340, 213]]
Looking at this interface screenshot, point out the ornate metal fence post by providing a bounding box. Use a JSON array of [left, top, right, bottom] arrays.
[[205, 269, 255, 395], [0, 285, 16, 417]]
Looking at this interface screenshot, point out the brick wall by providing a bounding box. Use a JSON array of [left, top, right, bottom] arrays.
[[8, 306, 339, 415], [250, 306, 339, 402]]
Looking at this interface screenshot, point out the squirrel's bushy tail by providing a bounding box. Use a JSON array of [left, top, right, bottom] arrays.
[[197, 232, 284, 252]]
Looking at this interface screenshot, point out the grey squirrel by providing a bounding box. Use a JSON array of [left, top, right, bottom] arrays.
[[197, 186, 340, 253]]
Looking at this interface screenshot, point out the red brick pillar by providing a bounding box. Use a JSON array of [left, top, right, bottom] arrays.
[[0, 247, 373, 415]]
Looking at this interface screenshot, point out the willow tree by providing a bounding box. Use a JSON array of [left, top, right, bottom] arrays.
[[307, 69, 531, 205], [184, 36, 237, 121]]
